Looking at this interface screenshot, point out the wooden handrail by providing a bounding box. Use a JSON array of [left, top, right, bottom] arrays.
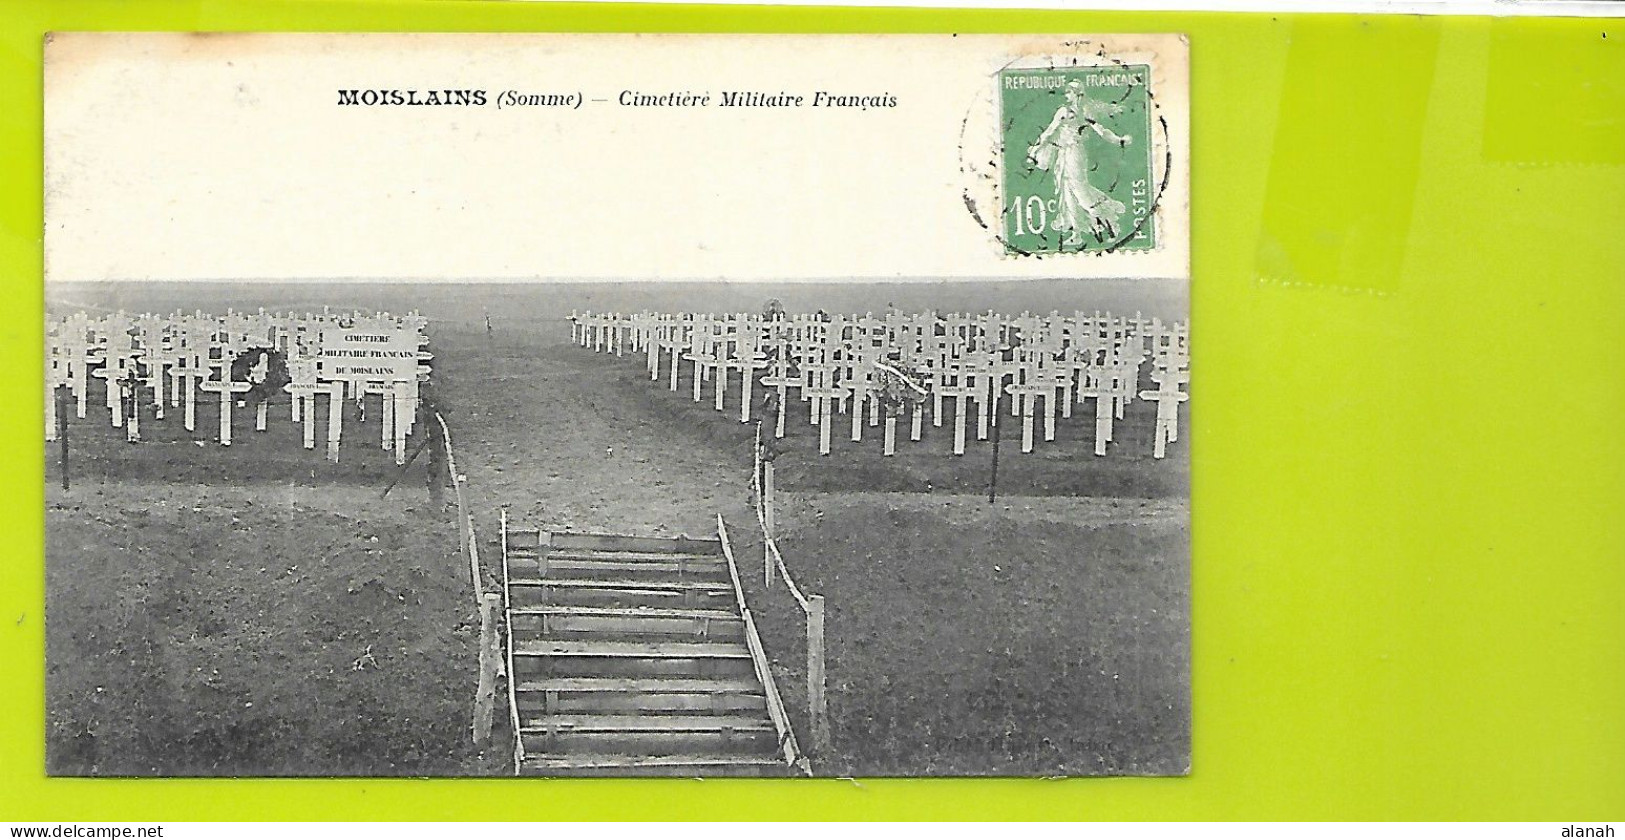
[[498, 508, 524, 775], [718, 514, 808, 774], [433, 411, 481, 601]]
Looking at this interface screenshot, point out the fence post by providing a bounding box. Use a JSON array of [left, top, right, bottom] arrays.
[[473, 592, 501, 745], [764, 459, 777, 588], [764, 460, 776, 538], [808, 594, 829, 753], [988, 408, 1003, 504], [56, 387, 69, 491]]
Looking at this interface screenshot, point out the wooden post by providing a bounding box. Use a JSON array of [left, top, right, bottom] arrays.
[[325, 382, 344, 462], [56, 387, 69, 491], [301, 394, 316, 449], [764, 461, 776, 538], [808, 595, 830, 753], [756, 428, 773, 589], [122, 375, 140, 443], [426, 401, 445, 509], [988, 409, 1002, 504], [45, 375, 57, 442], [393, 384, 409, 465], [380, 382, 394, 450], [183, 369, 197, 432], [473, 592, 501, 745]]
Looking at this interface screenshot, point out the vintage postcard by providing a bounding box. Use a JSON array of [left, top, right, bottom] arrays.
[[43, 32, 1190, 777]]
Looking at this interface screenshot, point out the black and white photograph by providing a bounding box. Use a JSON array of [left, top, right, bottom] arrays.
[[43, 32, 1191, 778]]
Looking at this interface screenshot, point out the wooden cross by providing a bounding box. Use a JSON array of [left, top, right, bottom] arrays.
[[928, 327, 955, 427], [1075, 374, 1117, 457], [144, 331, 190, 422], [871, 359, 927, 457], [799, 379, 850, 456], [91, 345, 142, 429], [1001, 380, 1042, 455], [842, 355, 876, 444], [1030, 351, 1067, 443], [681, 321, 719, 404], [978, 349, 1019, 439], [731, 349, 771, 424], [658, 317, 687, 392], [169, 320, 213, 433], [130, 315, 167, 420], [757, 344, 799, 440], [1138, 366, 1190, 459], [44, 329, 69, 442], [198, 370, 254, 445], [56, 314, 97, 420], [935, 363, 981, 456], [284, 356, 322, 450], [642, 313, 663, 382]]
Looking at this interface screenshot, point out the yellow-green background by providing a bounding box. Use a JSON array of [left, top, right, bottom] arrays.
[[3, 1, 1621, 822]]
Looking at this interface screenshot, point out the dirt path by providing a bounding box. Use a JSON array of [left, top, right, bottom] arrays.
[[433, 326, 755, 541]]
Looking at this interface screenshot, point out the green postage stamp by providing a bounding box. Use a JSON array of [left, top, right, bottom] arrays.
[[999, 64, 1156, 255]]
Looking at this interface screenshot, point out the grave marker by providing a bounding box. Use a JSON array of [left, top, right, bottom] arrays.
[[199, 371, 254, 445], [1138, 366, 1189, 459]]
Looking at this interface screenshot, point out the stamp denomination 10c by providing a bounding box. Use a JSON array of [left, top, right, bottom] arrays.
[[1000, 64, 1156, 256]]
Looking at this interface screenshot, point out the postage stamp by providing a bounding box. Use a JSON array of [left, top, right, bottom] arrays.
[[999, 64, 1156, 256]]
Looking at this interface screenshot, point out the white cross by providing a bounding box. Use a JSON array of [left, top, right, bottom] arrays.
[[198, 371, 254, 445], [1138, 366, 1190, 459]]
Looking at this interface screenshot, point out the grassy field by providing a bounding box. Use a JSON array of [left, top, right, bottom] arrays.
[[736, 494, 1188, 776], [45, 279, 1189, 776], [44, 399, 495, 776]]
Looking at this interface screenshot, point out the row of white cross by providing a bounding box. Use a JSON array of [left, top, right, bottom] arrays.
[[45, 309, 432, 464], [567, 309, 1191, 458]]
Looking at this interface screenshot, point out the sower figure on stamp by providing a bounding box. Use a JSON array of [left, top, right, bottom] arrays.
[[1027, 80, 1134, 246]]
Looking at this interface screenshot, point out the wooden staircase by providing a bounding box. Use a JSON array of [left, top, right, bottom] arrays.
[[501, 521, 805, 777]]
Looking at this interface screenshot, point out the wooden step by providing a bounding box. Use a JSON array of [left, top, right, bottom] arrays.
[[546, 549, 726, 564], [507, 577, 734, 610], [509, 606, 740, 622], [508, 578, 731, 593], [549, 533, 723, 555], [522, 713, 773, 733], [513, 640, 750, 659], [518, 752, 787, 777], [516, 676, 760, 694], [541, 557, 730, 577], [513, 676, 767, 714], [511, 639, 755, 679], [510, 611, 743, 641], [519, 713, 778, 753]]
